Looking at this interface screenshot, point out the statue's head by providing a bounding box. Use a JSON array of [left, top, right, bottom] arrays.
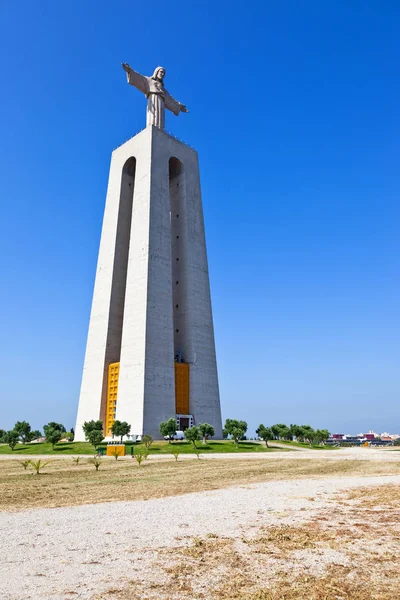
[[153, 66, 166, 82]]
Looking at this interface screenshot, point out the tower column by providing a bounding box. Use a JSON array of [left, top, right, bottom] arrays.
[[75, 125, 222, 441]]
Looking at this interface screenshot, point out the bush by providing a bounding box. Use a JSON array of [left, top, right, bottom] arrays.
[[88, 457, 102, 471]]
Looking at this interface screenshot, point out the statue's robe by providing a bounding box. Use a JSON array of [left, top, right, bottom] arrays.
[[126, 68, 181, 130]]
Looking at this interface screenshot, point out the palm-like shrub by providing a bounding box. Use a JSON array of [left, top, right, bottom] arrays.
[[88, 457, 102, 471], [19, 460, 30, 470], [109, 447, 123, 460], [29, 459, 51, 475]]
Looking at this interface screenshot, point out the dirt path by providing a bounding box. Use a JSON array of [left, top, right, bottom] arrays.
[[1, 472, 399, 600]]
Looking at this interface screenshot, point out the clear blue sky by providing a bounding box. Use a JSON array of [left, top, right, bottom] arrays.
[[0, 1, 399, 436]]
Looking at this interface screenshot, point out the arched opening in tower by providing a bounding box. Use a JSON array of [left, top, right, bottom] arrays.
[[102, 156, 136, 433], [169, 157, 190, 420]]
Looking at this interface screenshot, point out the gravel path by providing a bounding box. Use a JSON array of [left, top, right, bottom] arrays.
[[1, 472, 399, 600], [0, 446, 399, 462]]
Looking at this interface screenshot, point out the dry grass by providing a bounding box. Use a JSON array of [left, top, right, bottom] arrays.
[[0, 456, 399, 511], [345, 482, 400, 507], [243, 566, 399, 600], [247, 522, 336, 555], [98, 483, 400, 600]]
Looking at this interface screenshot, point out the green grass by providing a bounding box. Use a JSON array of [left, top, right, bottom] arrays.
[[0, 440, 291, 455], [134, 440, 290, 454], [274, 440, 338, 450], [0, 442, 97, 455]]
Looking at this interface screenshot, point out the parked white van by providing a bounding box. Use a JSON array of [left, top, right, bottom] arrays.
[[164, 430, 185, 441]]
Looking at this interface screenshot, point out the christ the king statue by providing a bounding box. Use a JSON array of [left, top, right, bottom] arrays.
[[122, 63, 188, 130]]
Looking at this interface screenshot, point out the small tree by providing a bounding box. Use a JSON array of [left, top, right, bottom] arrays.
[[271, 424, 290, 440], [222, 428, 228, 440], [198, 423, 215, 445], [72, 456, 82, 465], [82, 420, 103, 439], [224, 419, 248, 448], [43, 422, 66, 450], [19, 460, 31, 470], [279, 426, 292, 441], [0, 429, 5, 442], [109, 446, 123, 460], [185, 426, 201, 448], [160, 418, 177, 443], [301, 425, 316, 447], [134, 450, 148, 466], [29, 459, 51, 475], [111, 420, 131, 442], [313, 429, 330, 446], [134, 453, 144, 466], [87, 429, 104, 450], [30, 430, 42, 441], [14, 421, 31, 444], [4, 430, 19, 451], [289, 424, 304, 441], [256, 424, 274, 447], [170, 448, 180, 461], [44, 427, 62, 450], [88, 457, 102, 471], [142, 434, 153, 450]]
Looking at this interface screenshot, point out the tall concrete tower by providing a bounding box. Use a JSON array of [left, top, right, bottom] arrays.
[[75, 64, 222, 441]]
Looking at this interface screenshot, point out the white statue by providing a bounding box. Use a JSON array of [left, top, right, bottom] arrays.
[[122, 63, 188, 130]]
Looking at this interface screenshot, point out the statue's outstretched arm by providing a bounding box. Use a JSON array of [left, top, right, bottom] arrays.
[[164, 89, 189, 116], [122, 63, 148, 95]]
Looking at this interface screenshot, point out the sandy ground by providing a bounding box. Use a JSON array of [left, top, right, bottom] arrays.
[[0, 452, 399, 600]]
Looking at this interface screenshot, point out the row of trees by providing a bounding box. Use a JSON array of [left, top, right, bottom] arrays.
[[81, 419, 132, 449], [1, 418, 330, 451], [256, 423, 330, 447], [0, 421, 75, 450], [159, 418, 215, 447]]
